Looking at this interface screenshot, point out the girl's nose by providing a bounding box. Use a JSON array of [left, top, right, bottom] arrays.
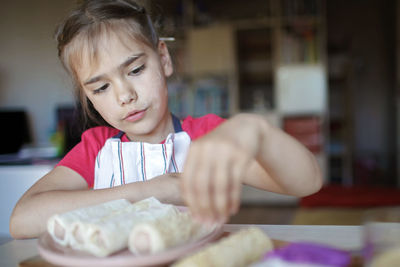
[[116, 82, 137, 106]]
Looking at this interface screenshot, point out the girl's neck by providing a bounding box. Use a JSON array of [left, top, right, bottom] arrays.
[[126, 112, 174, 144]]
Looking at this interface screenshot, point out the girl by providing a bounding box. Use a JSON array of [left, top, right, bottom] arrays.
[[10, 0, 322, 239]]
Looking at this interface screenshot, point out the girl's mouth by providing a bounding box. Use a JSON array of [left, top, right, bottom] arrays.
[[124, 109, 147, 122]]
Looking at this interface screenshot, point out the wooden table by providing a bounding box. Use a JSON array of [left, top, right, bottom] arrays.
[[0, 224, 363, 267]]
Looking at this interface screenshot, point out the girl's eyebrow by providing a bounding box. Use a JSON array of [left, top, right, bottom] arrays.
[[84, 53, 145, 85], [119, 53, 145, 70]]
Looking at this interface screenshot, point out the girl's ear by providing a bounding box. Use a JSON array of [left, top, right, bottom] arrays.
[[158, 41, 173, 77]]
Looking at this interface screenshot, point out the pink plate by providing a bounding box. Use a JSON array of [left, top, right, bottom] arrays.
[[38, 224, 222, 266]]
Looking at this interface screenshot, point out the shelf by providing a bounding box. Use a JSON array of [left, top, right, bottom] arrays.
[[280, 0, 323, 17], [280, 16, 323, 26], [232, 18, 280, 29], [202, 0, 274, 22], [237, 26, 274, 111]]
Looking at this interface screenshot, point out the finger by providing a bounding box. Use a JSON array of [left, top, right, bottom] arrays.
[[196, 160, 213, 224], [213, 156, 230, 224], [229, 175, 242, 216], [229, 157, 247, 215], [183, 145, 211, 223], [181, 149, 198, 216]]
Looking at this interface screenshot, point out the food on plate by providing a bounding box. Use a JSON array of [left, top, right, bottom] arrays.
[[47, 197, 178, 256], [69, 200, 170, 257], [67, 197, 165, 253], [47, 198, 132, 246], [46, 197, 205, 257], [128, 207, 197, 255], [172, 227, 273, 267]]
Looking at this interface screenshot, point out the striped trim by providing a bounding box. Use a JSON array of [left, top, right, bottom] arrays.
[[120, 142, 126, 184], [109, 173, 114, 188], [117, 141, 125, 185], [162, 143, 167, 174], [96, 150, 101, 168], [140, 142, 147, 181], [171, 144, 178, 172]]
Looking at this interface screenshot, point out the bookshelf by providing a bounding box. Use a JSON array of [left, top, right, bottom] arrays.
[[165, 0, 328, 180], [236, 27, 274, 111], [327, 40, 354, 185], [276, 0, 328, 181], [167, 24, 236, 118]]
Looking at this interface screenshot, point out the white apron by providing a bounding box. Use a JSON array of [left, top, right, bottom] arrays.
[[93, 115, 191, 190]]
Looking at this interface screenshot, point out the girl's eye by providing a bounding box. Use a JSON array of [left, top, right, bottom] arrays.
[[129, 65, 145, 76], [93, 84, 109, 94]]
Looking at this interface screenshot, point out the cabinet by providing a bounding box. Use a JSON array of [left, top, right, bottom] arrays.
[[0, 165, 52, 237]]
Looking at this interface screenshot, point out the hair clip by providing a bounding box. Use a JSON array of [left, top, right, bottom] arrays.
[[159, 37, 175, 42]]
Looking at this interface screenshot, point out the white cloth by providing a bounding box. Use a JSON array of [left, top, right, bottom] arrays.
[[94, 132, 191, 190]]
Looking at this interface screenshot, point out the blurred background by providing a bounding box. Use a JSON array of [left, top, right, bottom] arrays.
[[0, 0, 399, 240]]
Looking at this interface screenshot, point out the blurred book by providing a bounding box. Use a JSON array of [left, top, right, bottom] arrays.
[[168, 75, 229, 118], [283, 116, 323, 154]]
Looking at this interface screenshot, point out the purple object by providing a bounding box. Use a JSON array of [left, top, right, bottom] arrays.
[[263, 242, 351, 267]]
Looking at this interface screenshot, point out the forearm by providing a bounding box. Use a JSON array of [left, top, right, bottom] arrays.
[[10, 176, 182, 239], [230, 113, 322, 196], [180, 113, 322, 224]]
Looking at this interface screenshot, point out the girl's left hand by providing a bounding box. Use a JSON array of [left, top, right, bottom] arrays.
[[181, 119, 256, 225]]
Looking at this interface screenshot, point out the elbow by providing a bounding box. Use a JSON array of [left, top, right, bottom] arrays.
[[291, 157, 323, 198], [9, 207, 36, 239], [301, 158, 323, 197], [9, 212, 23, 239], [311, 155, 324, 194], [295, 179, 322, 198]]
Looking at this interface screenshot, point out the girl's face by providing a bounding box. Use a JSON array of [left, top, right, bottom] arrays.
[[74, 33, 174, 142]]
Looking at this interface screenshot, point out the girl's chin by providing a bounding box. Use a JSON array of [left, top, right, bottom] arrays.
[[123, 123, 156, 138]]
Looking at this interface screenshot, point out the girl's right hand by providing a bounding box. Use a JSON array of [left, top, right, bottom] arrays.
[[180, 115, 260, 225]]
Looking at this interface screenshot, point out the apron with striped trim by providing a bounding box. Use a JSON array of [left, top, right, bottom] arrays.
[[93, 115, 191, 190]]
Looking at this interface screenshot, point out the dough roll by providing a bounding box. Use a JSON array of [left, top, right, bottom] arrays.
[[75, 205, 153, 256], [68, 197, 163, 250], [128, 208, 195, 255], [66, 197, 174, 257], [173, 227, 273, 267], [47, 199, 131, 246]]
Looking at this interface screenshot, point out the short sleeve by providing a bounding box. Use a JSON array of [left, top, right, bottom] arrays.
[[56, 126, 119, 188], [181, 114, 226, 140]]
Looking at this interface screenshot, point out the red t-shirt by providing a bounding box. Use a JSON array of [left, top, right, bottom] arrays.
[[57, 114, 225, 188]]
